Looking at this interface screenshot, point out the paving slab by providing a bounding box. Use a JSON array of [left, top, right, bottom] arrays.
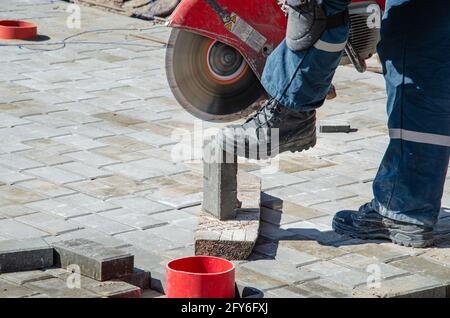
[[0, 238, 53, 273], [52, 239, 134, 281]]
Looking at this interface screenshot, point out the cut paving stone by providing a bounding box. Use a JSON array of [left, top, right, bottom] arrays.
[[0, 238, 53, 273], [202, 137, 238, 220], [195, 171, 261, 260], [319, 120, 352, 133], [52, 239, 134, 281]]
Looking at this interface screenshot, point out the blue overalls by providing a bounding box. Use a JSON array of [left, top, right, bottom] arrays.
[[262, 0, 450, 227]]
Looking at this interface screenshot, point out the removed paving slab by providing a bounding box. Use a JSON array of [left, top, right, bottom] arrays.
[[0, 238, 157, 298]]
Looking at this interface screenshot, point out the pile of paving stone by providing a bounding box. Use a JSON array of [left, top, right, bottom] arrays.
[[0, 238, 159, 298], [65, 0, 180, 19]]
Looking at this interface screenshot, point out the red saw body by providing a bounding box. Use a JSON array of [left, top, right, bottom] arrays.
[[166, 0, 386, 122]]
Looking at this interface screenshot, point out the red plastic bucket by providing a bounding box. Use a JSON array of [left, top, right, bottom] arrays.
[[166, 256, 235, 298], [0, 20, 37, 40]]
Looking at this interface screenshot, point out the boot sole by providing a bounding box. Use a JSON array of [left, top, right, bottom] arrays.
[[332, 220, 434, 248]]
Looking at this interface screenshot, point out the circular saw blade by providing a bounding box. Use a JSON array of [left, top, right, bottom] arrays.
[[165, 29, 266, 122]]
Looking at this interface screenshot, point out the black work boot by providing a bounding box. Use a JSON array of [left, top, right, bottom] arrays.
[[221, 99, 316, 160], [332, 202, 434, 248]]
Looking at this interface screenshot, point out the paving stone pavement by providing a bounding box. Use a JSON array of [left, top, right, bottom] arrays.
[[0, 0, 449, 298]]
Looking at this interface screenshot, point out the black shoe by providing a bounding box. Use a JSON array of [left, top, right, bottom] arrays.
[[221, 99, 316, 159], [332, 202, 434, 248]]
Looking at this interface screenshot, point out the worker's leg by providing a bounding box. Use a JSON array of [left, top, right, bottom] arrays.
[[373, 0, 450, 227], [333, 0, 450, 247], [222, 0, 351, 159], [261, 0, 350, 112]]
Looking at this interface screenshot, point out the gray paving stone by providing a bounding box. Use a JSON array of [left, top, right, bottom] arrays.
[[235, 266, 287, 292], [106, 196, 171, 214], [353, 274, 445, 298], [153, 191, 203, 210], [390, 256, 450, 284], [104, 158, 189, 181], [259, 221, 298, 241], [65, 150, 121, 168], [202, 138, 238, 220], [265, 285, 315, 298], [0, 270, 53, 285], [57, 162, 112, 179], [99, 209, 168, 230], [150, 209, 196, 223], [260, 207, 303, 226], [15, 212, 83, 236], [82, 280, 142, 298], [44, 228, 128, 249], [56, 193, 119, 213], [128, 131, 177, 148], [144, 224, 193, 247], [0, 279, 38, 298], [115, 229, 182, 252], [254, 243, 318, 266], [332, 253, 409, 280], [24, 166, 86, 185], [242, 260, 319, 285], [280, 220, 349, 244], [0, 153, 45, 171], [0, 219, 48, 239], [342, 243, 416, 262], [53, 134, 106, 151], [0, 166, 35, 184], [279, 240, 349, 261], [0, 204, 38, 218], [16, 179, 76, 198], [24, 277, 100, 298], [0, 238, 53, 273], [302, 261, 368, 288], [0, 184, 46, 204], [297, 278, 353, 298], [71, 214, 135, 236], [52, 239, 134, 281]]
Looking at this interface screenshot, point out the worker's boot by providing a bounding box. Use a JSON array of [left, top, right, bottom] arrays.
[[221, 98, 316, 160], [332, 202, 434, 248]]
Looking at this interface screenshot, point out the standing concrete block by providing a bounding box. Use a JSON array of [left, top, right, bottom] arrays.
[[195, 171, 261, 260], [52, 239, 134, 281], [0, 238, 53, 273], [202, 136, 239, 220]]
